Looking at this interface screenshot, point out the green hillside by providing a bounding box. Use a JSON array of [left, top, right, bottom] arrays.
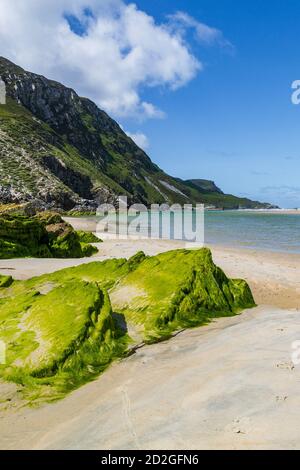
[[0, 57, 273, 211]]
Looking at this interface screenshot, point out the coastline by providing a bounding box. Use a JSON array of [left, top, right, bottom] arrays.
[[235, 209, 300, 215]]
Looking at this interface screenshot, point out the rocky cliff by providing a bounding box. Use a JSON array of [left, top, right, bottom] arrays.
[[0, 57, 273, 210]]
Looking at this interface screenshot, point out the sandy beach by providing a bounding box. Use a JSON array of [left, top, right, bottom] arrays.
[[1, 304, 300, 450], [1, 226, 300, 450]]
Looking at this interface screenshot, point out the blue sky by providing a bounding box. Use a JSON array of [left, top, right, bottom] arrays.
[[121, 0, 300, 208], [1, 0, 300, 208]]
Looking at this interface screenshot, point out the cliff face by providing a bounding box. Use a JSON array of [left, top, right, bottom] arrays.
[[0, 57, 273, 210]]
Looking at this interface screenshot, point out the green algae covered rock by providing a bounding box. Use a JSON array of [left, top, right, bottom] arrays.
[[43, 248, 254, 341], [0, 248, 255, 401], [7, 248, 254, 343], [109, 248, 255, 341], [0, 279, 127, 401], [76, 231, 102, 243], [0, 214, 47, 258], [0, 211, 98, 259], [0, 274, 13, 288]]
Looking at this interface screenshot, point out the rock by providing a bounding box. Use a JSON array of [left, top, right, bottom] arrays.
[[0, 274, 13, 288], [0, 280, 127, 400], [76, 231, 102, 243], [109, 248, 255, 341], [0, 211, 98, 259], [0, 247, 255, 401]]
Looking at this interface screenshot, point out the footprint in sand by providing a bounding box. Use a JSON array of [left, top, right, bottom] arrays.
[[276, 395, 288, 402], [226, 417, 251, 435], [276, 362, 295, 371]]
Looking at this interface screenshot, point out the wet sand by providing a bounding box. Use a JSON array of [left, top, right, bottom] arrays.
[[1, 305, 300, 450]]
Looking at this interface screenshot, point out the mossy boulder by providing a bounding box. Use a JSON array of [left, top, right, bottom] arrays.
[[109, 248, 255, 341], [0, 211, 98, 259], [76, 230, 102, 243], [0, 214, 47, 258], [35, 211, 63, 225], [0, 274, 13, 288], [49, 248, 254, 341], [0, 248, 255, 401], [0, 280, 127, 400], [6, 248, 255, 342]]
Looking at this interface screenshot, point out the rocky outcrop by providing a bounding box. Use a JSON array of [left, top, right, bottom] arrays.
[[0, 279, 126, 401], [0, 247, 255, 401], [41, 155, 94, 200], [109, 248, 255, 341], [0, 209, 98, 259]]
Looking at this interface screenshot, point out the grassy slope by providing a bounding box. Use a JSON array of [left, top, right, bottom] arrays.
[[0, 98, 126, 202], [0, 248, 255, 403]]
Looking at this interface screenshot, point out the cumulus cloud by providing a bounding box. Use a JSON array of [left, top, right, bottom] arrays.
[[0, 2, 232, 119], [0, 0, 206, 118], [125, 131, 149, 150]]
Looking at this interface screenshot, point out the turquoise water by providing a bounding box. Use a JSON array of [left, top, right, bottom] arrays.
[[204, 211, 300, 254]]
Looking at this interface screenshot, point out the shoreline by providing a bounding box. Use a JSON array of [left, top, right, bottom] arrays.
[[225, 209, 300, 215]]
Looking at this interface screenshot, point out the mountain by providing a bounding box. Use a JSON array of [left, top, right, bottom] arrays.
[[0, 57, 273, 211]]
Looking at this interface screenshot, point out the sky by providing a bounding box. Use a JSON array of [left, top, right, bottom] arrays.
[[0, 0, 300, 208]]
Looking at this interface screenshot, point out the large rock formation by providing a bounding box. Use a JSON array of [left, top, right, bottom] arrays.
[[0, 248, 255, 401], [0, 208, 98, 259], [0, 279, 126, 400]]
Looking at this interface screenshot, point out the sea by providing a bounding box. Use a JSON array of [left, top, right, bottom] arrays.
[[76, 210, 300, 255], [204, 210, 300, 254]]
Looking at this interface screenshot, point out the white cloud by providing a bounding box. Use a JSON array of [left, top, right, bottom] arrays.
[[168, 11, 233, 50], [126, 131, 149, 150], [0, 1, 228, 118]]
